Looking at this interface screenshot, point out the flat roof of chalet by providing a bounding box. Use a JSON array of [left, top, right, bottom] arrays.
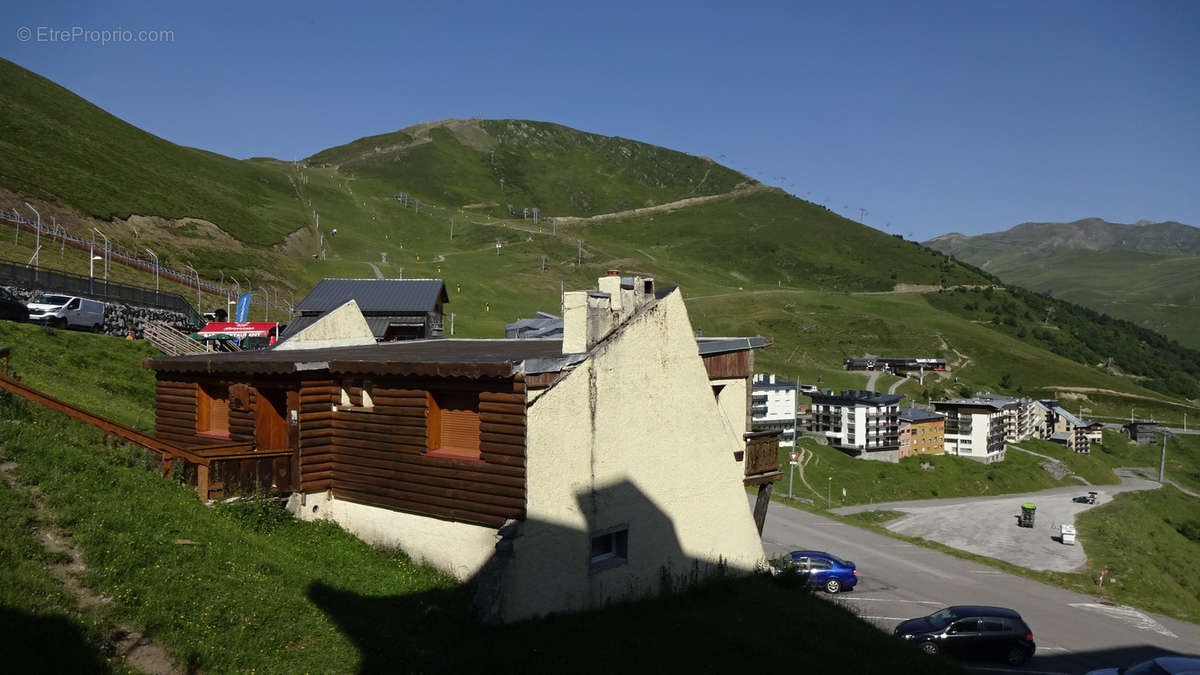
[[145, 339, 572, 378], [295, 278, 448, 314], [146, 334, 768, 378]]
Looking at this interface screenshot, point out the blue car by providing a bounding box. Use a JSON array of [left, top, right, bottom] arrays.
[[772, 550, 858, 593]]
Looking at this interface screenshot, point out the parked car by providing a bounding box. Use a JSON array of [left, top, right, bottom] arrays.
[[1085, 656, 1200, 675], [0, 287, 30, 322], [26, 294, 105, 331], [894, 605, 1035, 666], [769, 550, 857, 593]]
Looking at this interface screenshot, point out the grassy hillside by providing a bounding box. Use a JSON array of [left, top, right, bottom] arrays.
[[925, 219, 1200, 348], [309, 118, 751, 217], [0, 58, 303, 246]]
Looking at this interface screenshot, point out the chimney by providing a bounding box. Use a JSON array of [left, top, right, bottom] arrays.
[[561, 272, 658, 354]]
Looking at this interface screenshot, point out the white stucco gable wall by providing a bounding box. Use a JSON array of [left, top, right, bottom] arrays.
[[503, 288, 766, 621]]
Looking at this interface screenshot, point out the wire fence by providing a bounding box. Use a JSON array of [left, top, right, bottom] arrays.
[[0, 256, 194, 315], [1, 207, 289, 318]]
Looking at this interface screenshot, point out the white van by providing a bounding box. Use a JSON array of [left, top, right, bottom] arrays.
[[26, 294, 106, 331]]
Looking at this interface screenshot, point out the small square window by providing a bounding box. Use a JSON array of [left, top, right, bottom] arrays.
[[589, 526, 628, 574]]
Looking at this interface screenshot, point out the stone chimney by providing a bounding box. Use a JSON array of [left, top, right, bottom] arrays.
[[562, 271, 656, 354]]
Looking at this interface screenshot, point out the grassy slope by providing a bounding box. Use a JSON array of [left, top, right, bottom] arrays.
[[0, 58, 303, 246], [310, 119, 749, 216], [0, 325, 960, 674]]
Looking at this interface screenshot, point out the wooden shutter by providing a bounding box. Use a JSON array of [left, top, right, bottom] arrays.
[[428, 390, 480, 456], [197, 383, 230, 437]]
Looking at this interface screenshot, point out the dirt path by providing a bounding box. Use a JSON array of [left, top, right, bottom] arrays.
[[1044, 386, 1193, 408], [0, 458, 182, 674], [548, 183, 771, 225]]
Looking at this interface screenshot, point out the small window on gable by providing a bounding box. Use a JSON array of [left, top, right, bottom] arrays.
[[425, 390, 481, 460], [336, 379, 374, 411], [589, 525, 628, 574], [196, 383, 230, 438]]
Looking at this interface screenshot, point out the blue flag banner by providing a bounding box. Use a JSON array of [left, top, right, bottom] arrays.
[[234, 293, 251, 323]]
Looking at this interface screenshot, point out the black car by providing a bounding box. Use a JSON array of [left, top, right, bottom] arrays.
[[894, 605, 1035, 666], [0, 287, 29, 323]]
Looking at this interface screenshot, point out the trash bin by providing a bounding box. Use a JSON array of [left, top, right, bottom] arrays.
[[1019, 503, 1036, 528]]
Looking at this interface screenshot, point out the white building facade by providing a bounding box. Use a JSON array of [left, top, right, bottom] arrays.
[[932, 398, 1007, 463], [751, 373, 797, 447], [809, 390, 903, 462]]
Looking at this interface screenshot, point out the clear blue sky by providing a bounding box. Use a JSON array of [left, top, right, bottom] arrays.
[[3, 0, 1198, 240]]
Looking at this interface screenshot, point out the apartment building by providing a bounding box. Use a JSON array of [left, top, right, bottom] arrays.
[[751, 373, 797, 447], [809, 390, 903, 462], [898, 408, 946, 458], [932, 397, 1007, 463]]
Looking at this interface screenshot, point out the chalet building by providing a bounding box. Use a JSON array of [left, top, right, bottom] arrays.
[[809, 390, 903, 462], [898, 408, 945, 458], [280, 278, 449, 343], [144, 273, 778, 623], [932, 397, 1007, 463], [751, 373, 797, 447]]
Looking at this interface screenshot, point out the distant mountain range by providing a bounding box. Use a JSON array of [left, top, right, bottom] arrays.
[[925, 218, 1200, 348]]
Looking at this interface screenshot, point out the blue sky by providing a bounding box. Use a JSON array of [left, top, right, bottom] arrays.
[[3, 0, 1198, 240]]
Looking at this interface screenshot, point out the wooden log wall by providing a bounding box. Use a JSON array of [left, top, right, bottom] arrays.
[[310, 376, 528, 528], [299, 378, 336, 492], [155, 379, 198, 447]]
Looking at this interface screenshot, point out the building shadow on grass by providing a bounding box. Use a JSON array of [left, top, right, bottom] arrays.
[[0, 606, 110, 674]]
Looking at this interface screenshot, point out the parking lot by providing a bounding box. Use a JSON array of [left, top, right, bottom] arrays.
[[833, 469, 1162, 572]]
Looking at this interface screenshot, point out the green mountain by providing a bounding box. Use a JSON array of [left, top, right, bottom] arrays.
[[1, 57, 1197, 415], [925, 218, 1200, 348]]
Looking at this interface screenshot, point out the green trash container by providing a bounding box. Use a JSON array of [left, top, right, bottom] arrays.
[[1020, 503, 1036, 528]]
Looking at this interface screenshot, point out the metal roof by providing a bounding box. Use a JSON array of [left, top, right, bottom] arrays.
[[899, 408, 945, 423], [697, 336, 770, 355], [294, 278, 448, 314], [144, 338, 567, 378]]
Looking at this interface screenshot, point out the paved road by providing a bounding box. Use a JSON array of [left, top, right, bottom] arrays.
[[760, 499, 1200, 674]]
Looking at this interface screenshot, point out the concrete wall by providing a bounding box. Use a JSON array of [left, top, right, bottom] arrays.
[[288, 490, 497, 580], [503, 288, 765, 621]]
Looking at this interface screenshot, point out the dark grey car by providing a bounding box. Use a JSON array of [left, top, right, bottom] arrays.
[[894, 605, 1035, 666]]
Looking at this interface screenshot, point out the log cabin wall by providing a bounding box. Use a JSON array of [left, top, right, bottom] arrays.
[[154, 379, 198, 447], [299, 378, 336, 492], [317, 374, 527, 528]]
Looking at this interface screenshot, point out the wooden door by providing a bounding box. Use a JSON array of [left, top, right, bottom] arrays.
[[255, 387, 291, 450]]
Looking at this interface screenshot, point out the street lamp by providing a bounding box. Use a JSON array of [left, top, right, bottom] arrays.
[[24, 202, 40, 272], [88, 247, 102, 294], [144, 248, 159, 299], [828, 476, 832, 509], [184, 264, 200, 312], [92, 228, 109, 280]]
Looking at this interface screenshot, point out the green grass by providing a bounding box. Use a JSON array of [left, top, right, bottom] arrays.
[[777, 438, 1084, 508], [0, 466, 117, 673], [0, 319, 158, 429]]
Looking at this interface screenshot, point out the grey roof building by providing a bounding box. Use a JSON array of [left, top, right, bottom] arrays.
[[281, 278, 448, 343]]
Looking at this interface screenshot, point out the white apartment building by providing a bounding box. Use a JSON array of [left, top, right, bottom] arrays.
[[751, 373, 797, 447], [809, 390, 904, 462], [932, 398, 1007, 463]]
